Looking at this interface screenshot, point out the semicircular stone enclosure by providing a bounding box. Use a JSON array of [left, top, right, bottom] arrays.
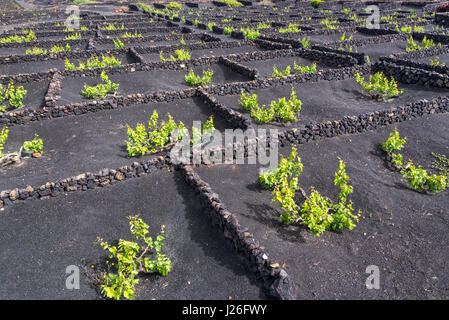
[[0, 0, 448, 301]]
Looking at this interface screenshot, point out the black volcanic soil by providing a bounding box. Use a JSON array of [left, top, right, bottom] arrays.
[[356, 40, 409, 62], [141, 44, 267, 63], [1, 0, 448, 301], [0, 53, 137, 75], [57, 63, 251, 105], [306, 32, 374, 45], [414, 52, 449, 66], [0, 96, 232, 191], [195, 113, 449, 299], [0, 169, 264, 300], [240, 55, 331, 78], [213, 75, 449, 129]]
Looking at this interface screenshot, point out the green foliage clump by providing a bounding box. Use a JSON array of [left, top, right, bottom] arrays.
[[221, 0, 243, 7], [145, 111, 183, 154], [401, 162, 447, 193], [0, 126, 8, 158], [296, 160, 359, 236], [168, 12, 180, 20], [65, 55, 122, 70], [239, 89, 302, 123], [268, 90, 303, 122], [348, 13, 365, 24], [320, 18, 339, 29], [250, 104, 275, 124], [167, 2, 182, 10], [395, 25, 424, 33], [299, 37, 311, 48], [179, 36, 186, 45], [293, 62, 317, 74], [23, 134, 43, 154], [303, 161, 359, 236], [207, 22, 216, 31], [121, 31, 142, 38], [72, 0, 99, 4], [406, 35, 441, 51], [160, 48, 191, 61], [382, 128, 406, 154], [382, 129, 406, 167], [381, 128, 405, 152], [137, 3, 164, 14], [273, 175, 301, 224], [279, 23, 302, 33], [262, 148, 360, 236], [259, 147, 303, 190], [432, 152, 449, 178], [1, 127, 43, 162], [299, 188, 333, 235], [338, 44, 356, 52], [331, 160, 358, 232], [190, 116, 214, 145], [0, 30, 36, 43], [430, 56, 445, 66], [50, 43, 71, 53], [103, 23, 123, 31], [125, 110, 215, 156], [382, 129, 447, 193], [355, 71, 403, 101], [406, 36, 420, 51], [272, 65, 291, 77], [64, 32, 82, 40], [96, 215, 172, 300], [382, 129, 404, 158], [272, 63, 317, 77], [126, 123, 149, 157], [339, 32, 354, 41], [184, 69, 213, 86], [380, 14, 397, 24], [113, 38, 125, 48], [240, 28, 260, 40], [0, 81, 27, 112], [262, 147, 303, 224], [81, 71, 119, 99], [224, 26, 235, 35], [25, 47, 47, 55], [238, 90, 258, 111], [257, 22, 271, 29], [310, 0, 323, 9]]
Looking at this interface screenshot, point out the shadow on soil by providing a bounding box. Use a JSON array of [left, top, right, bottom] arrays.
[[243, 201, 307, 244], [174, 171, 268, 299]]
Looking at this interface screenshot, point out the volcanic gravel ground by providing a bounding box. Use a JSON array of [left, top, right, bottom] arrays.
[[195, 113, 449, 299], [0, 170, 264, 299]]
